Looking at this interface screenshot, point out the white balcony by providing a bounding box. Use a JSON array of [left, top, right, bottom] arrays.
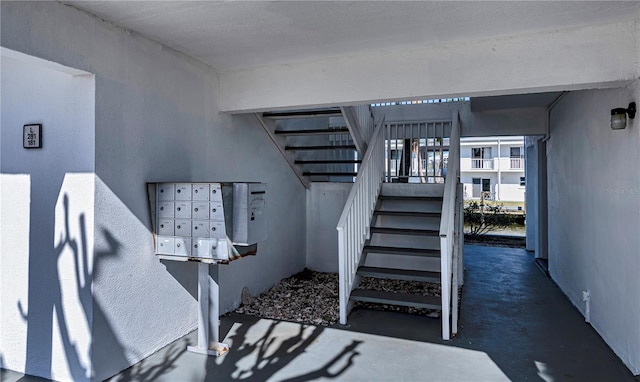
[[495, 157, 525, 171], [461, 157, 525, 172], [510, 157, 524, 169], [461, 158, 493, 170]]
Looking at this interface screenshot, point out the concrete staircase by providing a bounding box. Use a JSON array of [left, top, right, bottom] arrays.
[[349, 182, 445, 313]]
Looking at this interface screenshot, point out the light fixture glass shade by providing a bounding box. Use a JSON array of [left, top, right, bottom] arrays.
[[610, 110, 627, 130]]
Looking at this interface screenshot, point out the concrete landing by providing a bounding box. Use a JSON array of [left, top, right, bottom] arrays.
[[3, 245, 637, 381], [107, 245, 640, 381], [132, 317, 508, 382]]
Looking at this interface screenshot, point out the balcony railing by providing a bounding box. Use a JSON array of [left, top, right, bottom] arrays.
[[471, 159, 493, 169], [510, 157, 524, 169], [385, 120, 451, 183]]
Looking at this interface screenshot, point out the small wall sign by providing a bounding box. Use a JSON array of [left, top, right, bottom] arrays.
[[23, 124, 42, 149]]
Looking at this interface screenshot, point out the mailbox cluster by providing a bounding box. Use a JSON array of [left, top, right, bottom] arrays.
[[151, 182, 266, 262], [155, 182, 226, 260]]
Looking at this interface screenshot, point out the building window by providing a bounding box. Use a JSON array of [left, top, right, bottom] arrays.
[[482, 178, 491, 192], [472, 178, 481, 198], [520, 176, 525, 186], [471, 147, 492, 169], [472, 147, 492, 159], [472, 178, 491, 198], [510, 147, 524, 169]]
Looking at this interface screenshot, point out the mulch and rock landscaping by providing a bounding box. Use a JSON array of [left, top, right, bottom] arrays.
[[234, 269, 441, 326], [234, 237, 522, 326]]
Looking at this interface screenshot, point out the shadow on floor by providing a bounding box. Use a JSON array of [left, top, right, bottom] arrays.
[[100, 314, 362, 382], [4, 245, 637, 381], [339, 245, 637, 381]]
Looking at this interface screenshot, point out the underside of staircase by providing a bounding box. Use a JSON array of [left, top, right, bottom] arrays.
[[349, 183, 445, 315], [255, 106, 373, 187]]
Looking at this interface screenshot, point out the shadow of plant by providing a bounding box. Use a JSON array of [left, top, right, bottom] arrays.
[[112, 339, 189, 382], [206, 318, 362, 381], [18, 193, 130, 381]]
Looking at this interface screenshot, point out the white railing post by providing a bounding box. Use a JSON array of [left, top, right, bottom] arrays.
[[439, 111, 460, 340], [452, 182, 464, 336], [337, 115, 386, 325], [457, 183, 465, 286], [440, 235, 451, 340]]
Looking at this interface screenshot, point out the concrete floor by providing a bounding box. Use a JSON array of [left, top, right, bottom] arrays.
[[3, 245, 637, 381]]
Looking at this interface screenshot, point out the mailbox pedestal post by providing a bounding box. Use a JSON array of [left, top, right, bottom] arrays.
[[187, 262, 229, 356], [148, 182, 267, 357]]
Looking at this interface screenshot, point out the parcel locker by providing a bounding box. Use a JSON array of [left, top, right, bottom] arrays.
[[174, 237, 191, 256]]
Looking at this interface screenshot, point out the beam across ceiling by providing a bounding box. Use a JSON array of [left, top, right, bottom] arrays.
[[218, 20, 638, 113]]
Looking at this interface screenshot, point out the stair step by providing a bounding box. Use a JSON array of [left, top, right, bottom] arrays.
[[263, 109, 342, 119], [296, 159, 362, 164], [351, 289, 442, 310], [379, 195, 443, 202], [304, 172, 358, 177], [363, 245, 440, 257], [358, 266, 441, 283], [373, 210, 441, 218], [275, 128, 350, 135], [370, 227, 439, 236], [285, 145, 357, 151]]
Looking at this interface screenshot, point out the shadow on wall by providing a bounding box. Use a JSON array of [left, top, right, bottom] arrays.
[[19, 189, 128, 381]]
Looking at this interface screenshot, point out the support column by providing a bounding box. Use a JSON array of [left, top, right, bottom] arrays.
[[187, 262, 230, 356], [496, 139, 501, 201], [536, 140, 548, 260]]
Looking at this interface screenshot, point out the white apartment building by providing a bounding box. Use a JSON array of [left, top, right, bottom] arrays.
[[460, 136, 525, 202]]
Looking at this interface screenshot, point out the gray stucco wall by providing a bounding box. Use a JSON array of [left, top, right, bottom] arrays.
[[1, 2, 307, 380], [547, 82, 640, 374]]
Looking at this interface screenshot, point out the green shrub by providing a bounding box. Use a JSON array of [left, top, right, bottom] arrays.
[[464, 201, 515, 238]]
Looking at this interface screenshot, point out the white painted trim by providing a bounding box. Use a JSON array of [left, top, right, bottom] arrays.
[[1, 47, 92, 76]]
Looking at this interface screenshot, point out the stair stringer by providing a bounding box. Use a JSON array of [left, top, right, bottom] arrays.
[[254, 113, 310, 188]]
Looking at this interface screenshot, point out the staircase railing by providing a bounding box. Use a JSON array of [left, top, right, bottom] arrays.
[[439, 111, 462, 340], [354, 105, 376, 142], [384, 120, 452, 183], [337, 115, 386, 325]]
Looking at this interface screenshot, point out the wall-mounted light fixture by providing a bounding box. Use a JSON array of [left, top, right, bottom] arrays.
[[610, 102, 636, 130]]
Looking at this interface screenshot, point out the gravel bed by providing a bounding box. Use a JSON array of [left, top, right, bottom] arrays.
[[234, 269, 444, 326]]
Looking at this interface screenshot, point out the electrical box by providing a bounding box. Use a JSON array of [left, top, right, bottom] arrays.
[[148, 182, 267, 263]]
